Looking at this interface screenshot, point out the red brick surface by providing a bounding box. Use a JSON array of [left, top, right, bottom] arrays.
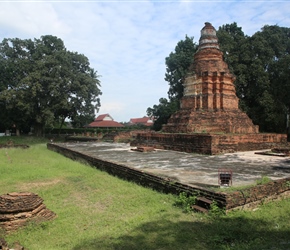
[[131, 132, 287, 155], [0, 192, 56, 232], [163, 23, 258, 134]]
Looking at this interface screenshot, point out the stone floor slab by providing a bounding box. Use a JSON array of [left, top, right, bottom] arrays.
[[60, 142, 290, 188]]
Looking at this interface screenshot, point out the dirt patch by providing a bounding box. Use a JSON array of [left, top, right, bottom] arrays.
[[17, 179, 63, 191], [62, 189, 112, 212], [0, 141, 29, 149]]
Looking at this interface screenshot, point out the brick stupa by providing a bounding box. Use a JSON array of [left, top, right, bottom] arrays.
[[163, 22, 258, 134], [131, 22, 286, 154]]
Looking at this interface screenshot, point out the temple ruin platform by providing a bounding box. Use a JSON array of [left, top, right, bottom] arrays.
[[131, 132, 287, 155], [49, 141, 290, 188]]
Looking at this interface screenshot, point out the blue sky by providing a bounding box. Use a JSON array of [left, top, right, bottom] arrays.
[[0, 0, 289, 122]]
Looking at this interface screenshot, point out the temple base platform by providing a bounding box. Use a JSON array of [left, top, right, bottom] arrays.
[[130, 132, 287, 155]]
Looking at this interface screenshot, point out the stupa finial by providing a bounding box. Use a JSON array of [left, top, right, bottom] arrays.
[[198, 22, 219, 50]]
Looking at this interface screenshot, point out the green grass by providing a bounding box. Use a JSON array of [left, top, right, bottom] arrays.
[[0, 136, 290, 249]]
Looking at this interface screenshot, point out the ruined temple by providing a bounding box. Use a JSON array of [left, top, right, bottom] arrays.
[[0, 192, 56, 232], [131, 22, 286, 154], [163, 22, 258, 134]]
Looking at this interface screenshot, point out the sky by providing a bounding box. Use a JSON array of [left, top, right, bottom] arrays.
[[0, 0, 290, 123]]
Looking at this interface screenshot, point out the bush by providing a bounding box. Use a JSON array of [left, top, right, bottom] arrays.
[[174, 192, 196, 213]]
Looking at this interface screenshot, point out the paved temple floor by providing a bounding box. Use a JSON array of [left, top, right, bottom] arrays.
[[58, 142, 290, 188]]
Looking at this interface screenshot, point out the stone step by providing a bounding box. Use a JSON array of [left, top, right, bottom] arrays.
[[197, 196, 213, 205], [196, 196, 213, 210], [192, 205, 208, 214]]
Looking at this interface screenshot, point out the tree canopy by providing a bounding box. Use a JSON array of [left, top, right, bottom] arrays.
[[147, 97, 179, 131], [165, 35, 198, 103], [0, 35, 101, 136], [217, 23, 290, 133], [148, 23, 290, 137], [147, 36, 197, 130]]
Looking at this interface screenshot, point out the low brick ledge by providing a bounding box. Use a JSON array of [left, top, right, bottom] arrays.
[[47, 143, 226, 206], [47, 143, 290, 211], [130, 132, 287, 155], [226, 177, 290, 210]]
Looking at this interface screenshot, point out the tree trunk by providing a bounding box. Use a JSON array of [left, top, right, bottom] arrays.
[[287, 126, 290, 142], [287, 114, 290, 142], [34, 123, 44, 137], [58, 117, 65, 136]]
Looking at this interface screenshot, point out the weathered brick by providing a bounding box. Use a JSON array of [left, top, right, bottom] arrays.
[[0, 192, 56, 232], [163, 22, 258, 134]]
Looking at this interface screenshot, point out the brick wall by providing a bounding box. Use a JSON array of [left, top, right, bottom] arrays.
[[226, 178, 290, 210], [131, 132, 287, 155]]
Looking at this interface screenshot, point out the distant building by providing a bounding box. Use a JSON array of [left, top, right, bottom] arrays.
[[87, 114, 124, 128], [129, 117, 154, 127]]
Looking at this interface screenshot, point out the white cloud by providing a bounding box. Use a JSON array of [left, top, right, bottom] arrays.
[[0, 2, 71, 38], [1, 0, 290, 122]]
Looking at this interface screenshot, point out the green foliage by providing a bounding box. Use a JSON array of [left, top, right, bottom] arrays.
[[45, 125, 149, 136], [147, 98, 179, 131], [46, 127, 95, 135], [147, 36, 197, 130], [0, 35, 102, 136], [256, 175, 271, 185], [217, 23, 290, 133], [165, 35, 198, 102], [174, 192, 196, 213], [209, 201, 225, 217], [0, 135, 53, 146]]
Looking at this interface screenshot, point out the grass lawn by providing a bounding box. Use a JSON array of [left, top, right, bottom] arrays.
[[0, 136, 290, 250]]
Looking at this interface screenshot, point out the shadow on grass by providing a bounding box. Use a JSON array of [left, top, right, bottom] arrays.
[[72, 214, 290, 250]]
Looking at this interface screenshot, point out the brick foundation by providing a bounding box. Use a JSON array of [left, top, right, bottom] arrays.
[[226, 178, 290, 210], [48, 143, 290, 212], [131, 132, 287, 155]]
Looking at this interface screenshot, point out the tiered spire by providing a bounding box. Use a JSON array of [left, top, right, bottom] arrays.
[[198, 22, 219, 50]]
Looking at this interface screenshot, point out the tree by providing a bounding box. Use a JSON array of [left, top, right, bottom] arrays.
[[268, 45, 290, 139], [216, 22, 249, 110], [0, 38, 35, 134], [147, 36, 197, 130], [147, 98, 179, 131], [0, 35, 101, 136], [165, 35, 198, 103], [237, 26, 283, 132], [217, 23, 290, 133], [263, 25, 290, 136]]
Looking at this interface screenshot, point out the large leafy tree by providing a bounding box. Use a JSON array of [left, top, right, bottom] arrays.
[[217, 24, 290, 133], [265, 26, 290, 137], [0, 35, 101, 136], [147, 98, 179, 131], [0, 38, 34, 134], [165, 35, 198, 103], [0, 54, 8, 132], [216, 22, 249, 110], [147, 36, 197, 130]]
